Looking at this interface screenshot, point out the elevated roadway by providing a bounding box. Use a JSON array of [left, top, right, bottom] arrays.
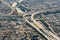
[[31, 12, 60, 40], [23, 14, 48, 40], [23, 12, 60, 40], [0, 0, 24, 16], [23, 14, 49, 40]]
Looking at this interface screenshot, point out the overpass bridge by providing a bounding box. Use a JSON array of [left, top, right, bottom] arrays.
[[23, 12, 60, 40]]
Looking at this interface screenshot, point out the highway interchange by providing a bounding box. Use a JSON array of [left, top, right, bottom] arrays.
[[0, 0, 60, 40], [23, 12, 60, 40]]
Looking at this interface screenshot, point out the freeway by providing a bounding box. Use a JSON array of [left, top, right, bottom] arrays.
[[0, 0, 60, 40], [23, 14, 48, 40], [0, 0, 24, 16], [23, 13, 51, 40], [23, 13, 54, 40], [31, 12, 60, 40], [23, 12, 60, 40], [0, 0, 15, 16]]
